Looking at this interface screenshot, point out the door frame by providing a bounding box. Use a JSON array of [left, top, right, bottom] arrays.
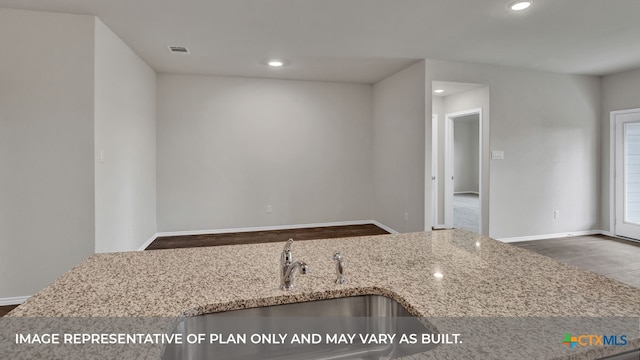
[[444, 108, 483, 231], [430, 114, 439, 229], [610, 108, 640, 240]]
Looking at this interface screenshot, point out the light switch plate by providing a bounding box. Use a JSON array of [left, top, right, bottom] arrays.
[[491, 150, 504, 160]]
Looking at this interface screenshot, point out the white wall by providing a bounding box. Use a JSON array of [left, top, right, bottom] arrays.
[[454, 115, 479, 193], [372, 61, 426, 233], [156, 74, 374, 232], [425, 60, 600, 239], [94, 19, 157, 252], [601, 68, 640, 233], [0, 9, 95, 298]]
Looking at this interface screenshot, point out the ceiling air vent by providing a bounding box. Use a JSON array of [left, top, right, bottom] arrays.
[[167, 45, 190, 55]]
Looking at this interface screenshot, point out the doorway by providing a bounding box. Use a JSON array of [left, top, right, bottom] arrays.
[[444, 109, 482, 233], [429, 81, 488, 235], [612, 108, 640, 240]]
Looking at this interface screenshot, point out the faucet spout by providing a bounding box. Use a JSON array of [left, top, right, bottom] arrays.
[[282, 261, 308, 290], [280, 239, 309, 290]]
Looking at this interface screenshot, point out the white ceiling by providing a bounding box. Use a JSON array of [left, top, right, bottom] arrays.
[[2, 0, 640, 83], [432, 81, 486, 97]]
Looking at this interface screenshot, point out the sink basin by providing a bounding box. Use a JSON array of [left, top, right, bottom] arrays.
[[162, 295, 437, 360]]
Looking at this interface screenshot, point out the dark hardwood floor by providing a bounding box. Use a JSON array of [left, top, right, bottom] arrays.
[[512, 235, 640, 288], [146, 224, 390, 250], [0, 305, 18, 317]]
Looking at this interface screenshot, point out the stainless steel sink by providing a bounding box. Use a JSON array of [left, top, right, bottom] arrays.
[[162, 295, 437, 360]]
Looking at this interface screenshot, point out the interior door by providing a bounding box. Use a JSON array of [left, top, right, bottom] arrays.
[[444, 114, 454, 229], [614, 110, 640, 240], [431, 114, 438, 228]]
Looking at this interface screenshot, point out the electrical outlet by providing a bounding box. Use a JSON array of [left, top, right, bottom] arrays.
[[266, 205, 272, 214], [404, 212, 409, 222], [491, 150, 504, 160], [553, 210, 559, 220]]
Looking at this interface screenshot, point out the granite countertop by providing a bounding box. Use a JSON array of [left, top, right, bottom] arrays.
[[6, 229, 640, 359]]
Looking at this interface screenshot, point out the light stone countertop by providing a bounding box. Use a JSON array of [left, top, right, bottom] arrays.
[[6, 229, 640, 359]]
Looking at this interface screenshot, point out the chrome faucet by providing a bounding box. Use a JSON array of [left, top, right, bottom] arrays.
[[280, 239, 309, 290], [333, 252, 348, 284]]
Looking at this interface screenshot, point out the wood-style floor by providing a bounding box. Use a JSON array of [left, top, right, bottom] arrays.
[[512, 235, 640, 288], [146, 224, 390, 250], [0, 305, 18, 317]]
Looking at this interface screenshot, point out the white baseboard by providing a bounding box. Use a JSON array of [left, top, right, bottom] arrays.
[[137, 233, 159, 251], [454, 191, 480, 195], [0, 296, 29, 306], [151, 220, 396, 246], [498, 230, 604, 243], [141, 224, 634, 250], [370, 221, 399, 234]]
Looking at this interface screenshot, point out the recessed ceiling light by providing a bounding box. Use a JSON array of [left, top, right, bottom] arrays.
[[434, 272, 444, 279], [434, 89, 445, 94], [508, 1, 532, 11], [267, 60, 284, 67]]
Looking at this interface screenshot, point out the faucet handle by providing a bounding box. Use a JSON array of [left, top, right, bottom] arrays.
[[300, 262, 309, 274], [283, 238, 294, 252], [282, 238, 294, 263], [333, 252, 348, 285]]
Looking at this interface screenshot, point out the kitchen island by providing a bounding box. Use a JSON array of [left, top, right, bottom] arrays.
[[4, 230, 640, 359]]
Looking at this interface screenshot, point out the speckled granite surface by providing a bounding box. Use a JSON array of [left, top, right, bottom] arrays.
[[6, 230, 640, 359]]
